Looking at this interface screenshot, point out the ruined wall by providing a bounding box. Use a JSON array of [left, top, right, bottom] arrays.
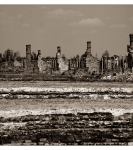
[[37, 53, 52, 73], [127, 34, 133, 72], [69, 58, 80, 70], [14, 60, 23, 67], [39, 61, 52, 74], [56, 46, 69, 73], [86, 41, 91, 56], [86, 55, 99, 73], [0, 112, 133, 146], [58, 57, 69, 74], [85, 41, 100, 73], [26, 45, 31, 69], [1, 35, 133, 75]]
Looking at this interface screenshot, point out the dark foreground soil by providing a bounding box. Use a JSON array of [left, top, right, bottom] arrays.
[[0, 112, 133, 146], [0, 81, 133, 145]]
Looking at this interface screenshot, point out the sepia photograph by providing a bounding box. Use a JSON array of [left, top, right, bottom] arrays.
[[0, 1, 133, 146]]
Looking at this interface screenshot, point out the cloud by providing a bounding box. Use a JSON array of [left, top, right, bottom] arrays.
[[17, 14, 23, 19], [105, 17, 114, 20], [90, 30, 97, 34], [109, 24, 126, 28], [129, 17, 133, 21], [71, 31, 79, 35], [0, 11, 6, 16], [69, 18, 105, 27], [0, 11, 23, 24], [8, 14, 23, 20], [105, 17, 111, 20], [0, 11, 22, 20], [22, 23, 30, 27], [48, 9, 83, 17], [41, 6, 46, 9], [36, 28, 46, 34]]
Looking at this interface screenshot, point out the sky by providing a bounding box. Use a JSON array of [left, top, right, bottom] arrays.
[[0, 5, 133, 58]]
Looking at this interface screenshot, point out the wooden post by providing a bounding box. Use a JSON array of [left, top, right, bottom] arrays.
[[122, 55, 124, 73], [120, 56, 122, 73], [113, 56, 115, 72], [118, 56, 120, 71], [110, 57, 111, 70], [104, 56, 106, 72], [69, 59, 71, 70], [78, 59, 79, 69], [102, 57, 103, 74]]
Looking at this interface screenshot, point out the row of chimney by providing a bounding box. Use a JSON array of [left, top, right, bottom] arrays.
[[26, 41, 92, 59]]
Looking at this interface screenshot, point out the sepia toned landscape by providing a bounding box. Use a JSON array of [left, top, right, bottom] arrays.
[[0, 5, 133, 146], [0, 81, 132, 145]]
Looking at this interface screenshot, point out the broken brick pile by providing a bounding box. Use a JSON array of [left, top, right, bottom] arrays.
[[0, 112, 133, 146]]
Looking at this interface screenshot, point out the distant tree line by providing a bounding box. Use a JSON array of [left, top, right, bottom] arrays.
[[102, 50, 109, 57], [1, 49, 37, 62]]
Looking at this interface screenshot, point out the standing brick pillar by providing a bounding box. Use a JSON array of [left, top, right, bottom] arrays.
[[78, 59, 80, 69], [125, 56, 128, 71], [109, 57, 111, 70], [76, 58, 79, 69], [86, 41, 91, 56], [51, 59, 53, 69], [55, 58, 57, 69], [23, 59, 26, 69], [53, 59, 55, 69], [122, 55, 124, 73], [56, 46, 61, 70], [68, 59, 71, 70], [54, 59, 56, 70], [119, 56, 122, 73], [103, 56, 107, 72], [38, 50, 41, 56], [113, 56, 115, 72], [26, 44, 31, 69], [101, 57, 103, 74], [129, 33, 133, 46], [56, 46, 61, 57], [127, 34, 133, 72], [37, 50, 41, 60]]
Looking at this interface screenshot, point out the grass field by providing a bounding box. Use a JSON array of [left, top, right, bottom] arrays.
[[0, 81, 133, 88]]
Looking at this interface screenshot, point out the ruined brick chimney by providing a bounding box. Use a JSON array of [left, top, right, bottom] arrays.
[[56, 46, 61, 70], [129, 34, 133, 47], [38, 50, 41, 56], [127, 34, 133, 72], [37, 50, 41, 60], [57, 46, 61, 54], [127, 34, 133, 52], [26, 44, 31, 69], [86, 41, 91, 56], [56, 46, 61, 58]]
